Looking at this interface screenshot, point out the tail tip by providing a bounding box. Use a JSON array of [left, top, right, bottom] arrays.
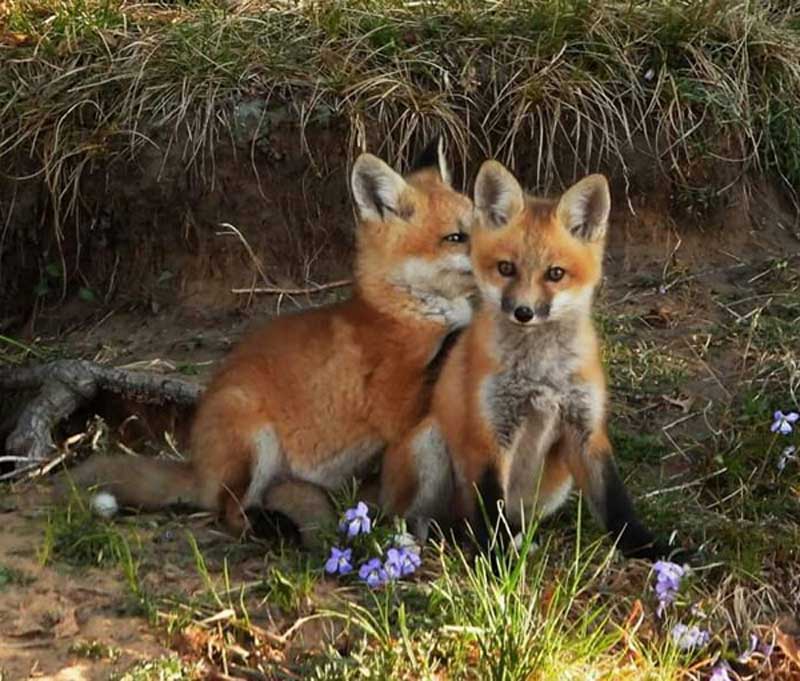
[[90, 491, 119, 519]]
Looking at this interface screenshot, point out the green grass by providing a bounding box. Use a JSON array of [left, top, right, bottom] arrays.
[[35, 463, 795, 679], [149, 510, 750, 680], [0, 334, 67, 366], [111, 656, 195, 681], [69, 639, 121, 662], [0, 564, 32, 590], [610, 424, 670, 465], [40, 491, 134, 567], [605, 334, 690, 398]]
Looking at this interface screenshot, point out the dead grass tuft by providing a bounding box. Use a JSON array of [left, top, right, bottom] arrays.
[[2, 0, 800, 270]]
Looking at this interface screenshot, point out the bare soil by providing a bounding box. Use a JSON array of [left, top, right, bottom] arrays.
[[0, 490, 168, 680]]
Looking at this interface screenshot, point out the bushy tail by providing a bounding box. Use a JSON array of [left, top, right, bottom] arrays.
[[53, 455, 213, 512]]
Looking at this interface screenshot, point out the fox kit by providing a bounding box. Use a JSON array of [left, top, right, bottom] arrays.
[[61, 140, 475, 538], [381, 160, 662, 560]]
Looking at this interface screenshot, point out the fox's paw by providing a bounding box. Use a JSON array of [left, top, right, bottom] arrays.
[[409, 517, 431, 545]]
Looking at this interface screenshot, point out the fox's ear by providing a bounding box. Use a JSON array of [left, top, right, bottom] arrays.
[[557, 174, 610, 241], [474, 160, 524, 228], [410, 135, 452, 186], [351, 154, 411, 223]]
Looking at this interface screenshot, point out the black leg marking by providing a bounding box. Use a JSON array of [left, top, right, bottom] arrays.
[[473, 466, 510, 564], [600, 459, 663, 560]]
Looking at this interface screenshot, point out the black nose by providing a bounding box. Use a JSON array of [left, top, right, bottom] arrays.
[[513, 306, 534, 323]]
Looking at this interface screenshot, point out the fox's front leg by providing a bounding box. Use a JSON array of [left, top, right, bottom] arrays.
[[562, 424, 664, 560], [380, 417, 454, 543], [560, 371, 665, 559]]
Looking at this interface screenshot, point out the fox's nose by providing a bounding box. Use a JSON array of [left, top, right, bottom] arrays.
[[513, 306, 534, 323]]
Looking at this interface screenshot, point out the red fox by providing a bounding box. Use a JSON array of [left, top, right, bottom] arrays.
[[60, 139, 475, 540], [381, 160, 665, 560]]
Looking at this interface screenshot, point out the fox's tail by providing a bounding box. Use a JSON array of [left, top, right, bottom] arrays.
[[53, 455, 215, 514]]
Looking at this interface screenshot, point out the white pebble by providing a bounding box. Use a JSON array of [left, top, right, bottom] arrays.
[[90, 492, 119, 519]]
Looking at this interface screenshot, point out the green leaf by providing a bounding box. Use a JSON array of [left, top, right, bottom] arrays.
[[78, 287, 97, 302], [45, 262, 62, 279]]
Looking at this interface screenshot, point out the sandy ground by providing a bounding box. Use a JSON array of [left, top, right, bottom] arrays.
[[0, 491, 169, 680]]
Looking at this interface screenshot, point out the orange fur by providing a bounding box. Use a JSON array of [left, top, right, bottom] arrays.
[[61, 147, 476, 536], [383, 161, 660, 558]]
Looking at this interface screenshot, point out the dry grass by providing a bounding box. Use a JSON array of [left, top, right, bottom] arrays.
[[2, 1, 800, 268]]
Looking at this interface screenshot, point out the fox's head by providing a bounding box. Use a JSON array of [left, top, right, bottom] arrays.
[[351, 139, 475, 324], [471, 161, 609, 327]]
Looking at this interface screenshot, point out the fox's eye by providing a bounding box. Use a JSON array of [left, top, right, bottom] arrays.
[[546, 266, 565, 282], [497, 261, 516, 277], [443, 232, 468, 243]]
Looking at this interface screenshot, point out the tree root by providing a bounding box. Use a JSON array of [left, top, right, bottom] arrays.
[[0, 360, 201, 466], [0, 359, 344, 548]]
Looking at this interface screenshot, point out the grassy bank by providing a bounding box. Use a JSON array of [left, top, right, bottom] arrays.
[[2, 0, 800, 240]]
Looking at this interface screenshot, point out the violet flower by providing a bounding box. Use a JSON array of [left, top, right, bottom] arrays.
[[652, 560, 685, 616], [384, 547, 421, 581], [324, 547, 353, 576], [671, 623, 710, 651], [358, 558, 387, 588], [709, 662, 731, 681], [771, 410, 799, 435], [340, 502, 372, 538]]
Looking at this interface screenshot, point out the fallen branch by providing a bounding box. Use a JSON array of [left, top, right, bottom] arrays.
[[0, 359, 202, 465], [231, 279, 352, 296]]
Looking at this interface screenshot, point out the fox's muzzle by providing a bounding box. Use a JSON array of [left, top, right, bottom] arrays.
[[501, 296, 551, 325]]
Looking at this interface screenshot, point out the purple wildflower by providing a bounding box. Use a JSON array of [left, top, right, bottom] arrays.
[[358, 558, 387, 588], [709, 662, 731, 681], [384, 547, 421, 581], [384, 549, 403, 581], [324, 547, 353, 576], [652, 560, 685, 616], [778, 445, 797, 472], [671, 623, 710, 651], [340, 502, 372, 538], [398, 548, 421, 576], [771, 410, 799, 435]]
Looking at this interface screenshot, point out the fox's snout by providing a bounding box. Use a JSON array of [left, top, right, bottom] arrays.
[[500, 296, 551, 325]]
